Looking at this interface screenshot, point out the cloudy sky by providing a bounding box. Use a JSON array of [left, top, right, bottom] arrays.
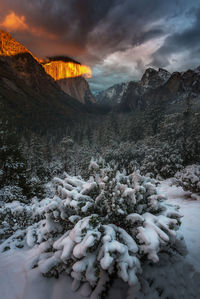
[[0, 0, 200, 91]]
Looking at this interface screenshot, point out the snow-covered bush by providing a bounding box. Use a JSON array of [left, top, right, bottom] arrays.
[[175, 165, 200, 194], [0, 200, 33, 244], [0, 185, 27, 203], [141, 142, 183, 179], [8, 158, 184, 297], [0, 194, 55, 249]]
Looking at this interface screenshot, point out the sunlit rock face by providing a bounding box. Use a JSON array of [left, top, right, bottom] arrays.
[[42, 58, 95, 104], [0, 30, 29, 56], [42, 59, 92, 80], [0, 30, 48, 87]]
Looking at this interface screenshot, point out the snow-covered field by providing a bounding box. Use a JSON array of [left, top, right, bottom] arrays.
[[1, 180, 200, 299]]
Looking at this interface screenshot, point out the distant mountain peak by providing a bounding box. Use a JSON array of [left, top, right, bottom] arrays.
[[97, 64, 200, 114], [140, 67, 171, 89], [96, 82, 128, 106]]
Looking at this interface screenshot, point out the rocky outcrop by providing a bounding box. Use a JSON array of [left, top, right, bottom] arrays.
[[140, 68, 171, 89]]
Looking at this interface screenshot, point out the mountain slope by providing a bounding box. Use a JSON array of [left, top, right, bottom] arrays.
[[0, 31, 86, 133], [96, 82, 128, 106]]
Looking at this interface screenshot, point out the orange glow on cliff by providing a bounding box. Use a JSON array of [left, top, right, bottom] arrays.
[[43, 61, 92, 80]]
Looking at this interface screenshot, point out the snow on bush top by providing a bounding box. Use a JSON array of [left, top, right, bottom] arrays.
[[0, 158, 185, 298], [175, 165, 200, 195]]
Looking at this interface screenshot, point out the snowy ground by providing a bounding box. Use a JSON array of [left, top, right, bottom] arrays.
[[0, 246, 87, 299], [1, 180, 200, 299], [0, 248, 126, 299], [158, 179, 200, 271]]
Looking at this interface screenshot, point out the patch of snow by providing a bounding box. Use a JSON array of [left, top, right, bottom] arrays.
[[0, 248, 82, 299]]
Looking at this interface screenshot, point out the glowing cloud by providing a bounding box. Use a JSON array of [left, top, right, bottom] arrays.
[[1, 11, 28, 31], [0, 11, 56, 39]]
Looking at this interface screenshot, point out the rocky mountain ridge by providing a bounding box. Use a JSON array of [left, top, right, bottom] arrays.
[[98, 65, 200, 113], [140, 68, 171, 89]]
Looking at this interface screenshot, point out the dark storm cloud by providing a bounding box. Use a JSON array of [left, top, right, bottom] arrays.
[[0, 0, 187, 58], [0, 0, 119, 51], [0, 0, 200, 90], [132, 28, 164, 46], [85, 0, 182, 62], [151, 7, 200, 68]]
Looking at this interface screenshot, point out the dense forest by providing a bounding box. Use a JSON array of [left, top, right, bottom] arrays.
[[1, 94, 199, 205]]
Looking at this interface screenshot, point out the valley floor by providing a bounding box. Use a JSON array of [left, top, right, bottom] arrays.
[[0, 180, 200, 299]]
